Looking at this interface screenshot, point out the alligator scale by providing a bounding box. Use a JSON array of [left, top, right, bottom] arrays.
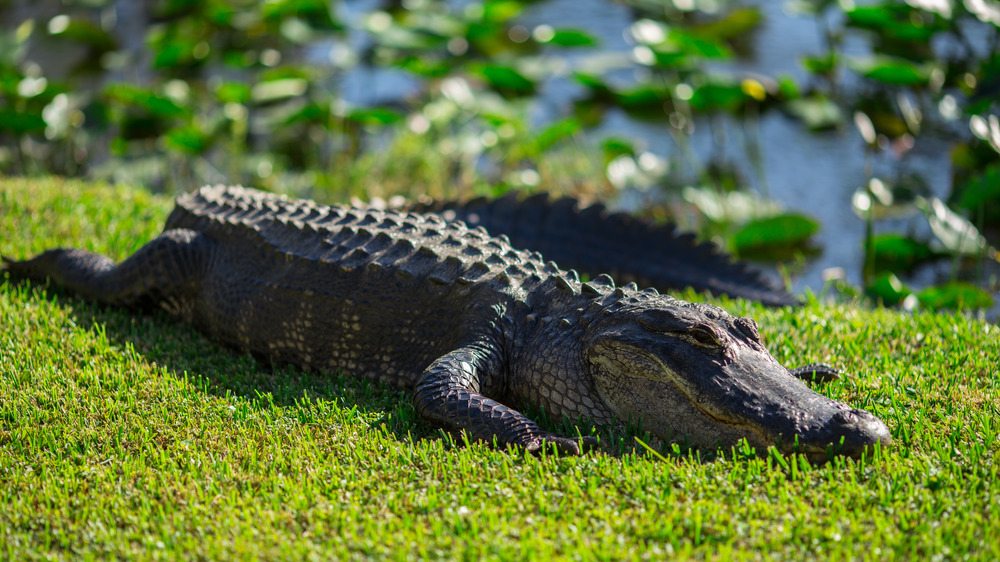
[[3, 185, 891, 459]]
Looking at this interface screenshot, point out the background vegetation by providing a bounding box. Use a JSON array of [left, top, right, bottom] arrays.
[[1, 176, 998, 559], [1, 0, 998, 309]]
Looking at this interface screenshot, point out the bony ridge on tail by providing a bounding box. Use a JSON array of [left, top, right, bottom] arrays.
[[3, 185, 891, 459]]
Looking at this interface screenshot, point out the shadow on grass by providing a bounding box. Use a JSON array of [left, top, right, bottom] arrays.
[[8, 278, 425, 440], [9, 278, 661, 458]]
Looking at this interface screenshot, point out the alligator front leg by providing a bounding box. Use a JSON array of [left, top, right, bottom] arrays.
[[414, 344, 598, 455]]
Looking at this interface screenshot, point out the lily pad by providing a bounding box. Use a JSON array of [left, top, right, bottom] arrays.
[[473, 64, 535, 97], [870, 234, 937, 273], [687, 81, 750, 113], [866, 273, 911, 306], [543, 29, 597, 48], [917, 282, 995, 310], [730, 213, 819, 253], [845, 5, 944, 42], [848, 55, 938, 86]]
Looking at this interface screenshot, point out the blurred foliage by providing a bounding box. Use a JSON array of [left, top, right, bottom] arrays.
[[0, 0, 997, 311]]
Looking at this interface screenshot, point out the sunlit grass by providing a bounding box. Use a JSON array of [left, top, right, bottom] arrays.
[[1, 177, 998, 559]]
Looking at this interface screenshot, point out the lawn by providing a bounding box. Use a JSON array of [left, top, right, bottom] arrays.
[[1, 176, 998, 560]]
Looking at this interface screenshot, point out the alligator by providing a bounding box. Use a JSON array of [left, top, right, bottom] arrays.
[[2, 185, 891, 459], [408, 193, 799, 307]]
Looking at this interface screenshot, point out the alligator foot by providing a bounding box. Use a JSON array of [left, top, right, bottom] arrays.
[[788, 363, 841, 383], [525, 434, 601, 456]]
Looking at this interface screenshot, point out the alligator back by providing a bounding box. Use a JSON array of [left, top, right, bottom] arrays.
[[165, 185, 548, 388], [412, 193, 798, 306]]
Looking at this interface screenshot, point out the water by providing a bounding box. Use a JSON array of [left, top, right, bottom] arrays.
[[479, 0, 959, 292]]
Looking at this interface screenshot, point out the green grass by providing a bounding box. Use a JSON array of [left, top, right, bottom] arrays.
[[1, 176, 998, 560]]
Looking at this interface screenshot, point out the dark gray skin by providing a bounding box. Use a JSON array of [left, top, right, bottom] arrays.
[[411, 193, 800, 307], [3, 185, 891, 459]]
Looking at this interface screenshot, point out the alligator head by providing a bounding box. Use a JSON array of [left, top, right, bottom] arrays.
[[581, 297, 891, 460]]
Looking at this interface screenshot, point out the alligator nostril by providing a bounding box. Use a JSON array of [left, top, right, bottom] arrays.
[[831, 408, 878, 427], [832, 410, 854, 425]]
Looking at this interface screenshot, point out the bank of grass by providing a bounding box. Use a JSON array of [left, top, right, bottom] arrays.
[[1, 176, 997, 560]]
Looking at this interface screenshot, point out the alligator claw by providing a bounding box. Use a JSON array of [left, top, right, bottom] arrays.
[[788, 363, 841, 383], [528, 434, 600, 456]]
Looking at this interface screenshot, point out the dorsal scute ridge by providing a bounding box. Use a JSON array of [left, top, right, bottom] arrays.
[[173, 185, 579, 292]]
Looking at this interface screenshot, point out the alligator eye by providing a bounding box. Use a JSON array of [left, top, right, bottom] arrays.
[[690, 325, 721, 347]]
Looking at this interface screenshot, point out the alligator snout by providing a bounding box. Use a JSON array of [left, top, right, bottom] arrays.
[[789, 406, 892, 460]]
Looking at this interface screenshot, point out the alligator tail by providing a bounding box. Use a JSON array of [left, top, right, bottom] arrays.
[[411, 192, 799, 307], [2, 229, 212, 313]]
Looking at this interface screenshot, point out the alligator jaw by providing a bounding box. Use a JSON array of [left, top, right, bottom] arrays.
[[586, 326, 892, 461]]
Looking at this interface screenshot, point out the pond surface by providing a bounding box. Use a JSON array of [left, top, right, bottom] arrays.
[[7, 0, 991, 303], [330, 0, 961, 294]]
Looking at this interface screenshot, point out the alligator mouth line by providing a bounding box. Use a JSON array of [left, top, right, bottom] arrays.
[[659, 368, 776, 451], [638, 351, 842, 457], [593, 348, 777, 452]]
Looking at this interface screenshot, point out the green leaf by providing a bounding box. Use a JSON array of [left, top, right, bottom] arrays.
[[957, 162, 1000, 210], [870, 234, 937, 272], [481, 0, 524, 23], [866, 273, 911, 306], [104, 83, 187, 119], [845, 5, 943, 41], [47, 16, 116, 53], [848, 55, 938, 86], [532, 118, 580, 153], [543, 29, 598, 47], [347, 107, 403, 126], [261, 0, 341, 31], [666, 29, 731, 59], [0, 108, 46, 134], [164, 125, 208, 155], [917, 282, 994, 310], [687, 81, 749, 113], [574, 73, 612, 95], [730, 214, 819, 252], [284, 102, 329, 126], [615, 84, 672, 115], [777, 75, 801, 100], [474, 64, 535, 96], [397, 56, 452, 78], [801, 53, 838, 75], [215, 83, 251, 104], [602, 137, 636, 161]]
